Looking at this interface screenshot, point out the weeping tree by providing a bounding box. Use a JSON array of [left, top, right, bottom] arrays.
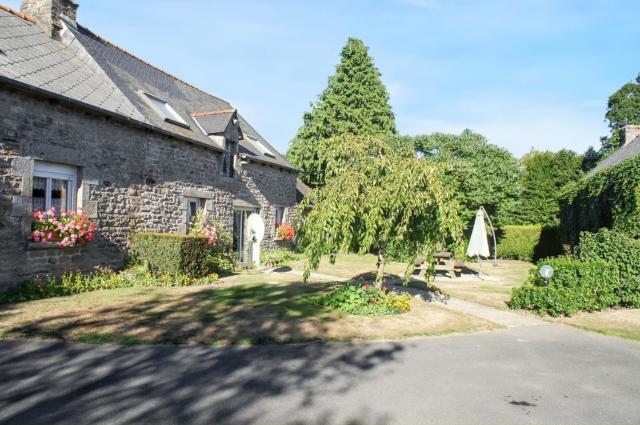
[[296, 134, 462, 287]]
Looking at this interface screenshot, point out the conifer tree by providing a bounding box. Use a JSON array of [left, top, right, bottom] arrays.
[[287, 38, 396, 187]]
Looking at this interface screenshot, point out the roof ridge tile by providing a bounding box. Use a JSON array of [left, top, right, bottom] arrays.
[[191, 109, 236, 117], [0, 4, 37, 25]]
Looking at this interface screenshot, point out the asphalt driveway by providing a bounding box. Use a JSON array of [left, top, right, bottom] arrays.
[[1, 323, 639, 425]]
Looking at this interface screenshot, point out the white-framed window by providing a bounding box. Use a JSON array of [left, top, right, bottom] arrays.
[[142, 92, 189, 127], [275, 206, 287, 230], [32, 161, 77, 212], [186, 197, 205, 229]]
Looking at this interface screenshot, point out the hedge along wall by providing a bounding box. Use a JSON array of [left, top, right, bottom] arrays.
[[129, 233, 211, 277], [560, 154, 640, 245], [496, 225, 562, 262]]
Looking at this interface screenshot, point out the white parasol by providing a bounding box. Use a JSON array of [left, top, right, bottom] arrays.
[[467, 208, 491, 278]]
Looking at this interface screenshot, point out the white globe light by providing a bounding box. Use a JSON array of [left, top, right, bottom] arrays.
[[539, 265, 554, 280]]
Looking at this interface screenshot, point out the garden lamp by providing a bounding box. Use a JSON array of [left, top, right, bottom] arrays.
[[539, 265, 554, 286]]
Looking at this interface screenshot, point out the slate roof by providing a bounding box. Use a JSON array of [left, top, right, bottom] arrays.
[[588, 136, 640, 176], [0, 6, 295, 170], [0, 7, 144, 121], [192, 110, 236, 135]]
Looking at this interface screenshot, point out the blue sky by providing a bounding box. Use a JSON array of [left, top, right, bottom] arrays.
[[7, 0, 640, 157]]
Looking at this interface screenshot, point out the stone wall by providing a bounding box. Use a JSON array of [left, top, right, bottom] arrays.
[[0, 86, 298, 289]]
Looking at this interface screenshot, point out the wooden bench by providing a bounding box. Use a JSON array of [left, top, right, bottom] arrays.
[[415, 252, 461, 280]]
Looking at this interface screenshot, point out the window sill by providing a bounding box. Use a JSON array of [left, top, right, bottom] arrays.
[[27, 241, 61, 250], [26, 241, 81, 250]]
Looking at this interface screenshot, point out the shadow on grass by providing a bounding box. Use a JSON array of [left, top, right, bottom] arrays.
[[0, 282, 340, 346]]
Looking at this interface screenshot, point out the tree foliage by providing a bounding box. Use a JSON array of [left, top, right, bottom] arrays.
[[391, 130, 521, 228], [287, 37, 396, 188], [513, 149, 583, 226], [296, 135, 462, 286], [585, 73, 640, 168]]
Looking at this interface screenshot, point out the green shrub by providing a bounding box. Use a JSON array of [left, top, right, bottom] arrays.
[[576, 229, 640, 307], [0, 267, 217, 305], [317, 283, 411, 315], [206, 251, 235, 274], [510, 257, 620, 316], [261, 248, 304, 268], [129, 232, 211, 277], [560, 154, 640, 245], [496, 225, 561, 262]]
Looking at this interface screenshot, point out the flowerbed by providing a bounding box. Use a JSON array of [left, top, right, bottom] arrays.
[[32, 208, 96, 248], [317, 283, 411, 315], [0, 267, 218, 305]]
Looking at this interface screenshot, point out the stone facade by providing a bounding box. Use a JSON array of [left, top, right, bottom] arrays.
[[0, 85, 298, 289]]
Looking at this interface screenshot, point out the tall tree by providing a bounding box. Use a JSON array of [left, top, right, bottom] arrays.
[[391, 130, 522, 228], [586, 73, 640, 167], [297, 135, 461, 286], [287, 38, 396, 187], [514, 150, 583, 226]]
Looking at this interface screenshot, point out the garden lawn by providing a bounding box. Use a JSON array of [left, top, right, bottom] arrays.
[[288, 252, 410, 280], [434, 260, 533, 310], [0, 272, 496, 346], [554, 309, 640, 341]]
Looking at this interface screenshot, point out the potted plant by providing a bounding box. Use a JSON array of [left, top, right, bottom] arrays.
[[275, 223, 295, 241], [31, 208, 96, 248]]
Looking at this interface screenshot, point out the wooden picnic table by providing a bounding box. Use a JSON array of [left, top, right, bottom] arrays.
[[415, 251, 463, 280]]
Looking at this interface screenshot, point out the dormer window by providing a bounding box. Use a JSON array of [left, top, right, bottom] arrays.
[[222, 139, 236, 178], [142, 92, 189, 128]]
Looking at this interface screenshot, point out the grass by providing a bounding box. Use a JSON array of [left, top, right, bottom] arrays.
[[288, 252, 640, 342], [0, 271, 496, 346], [434, 260, 534, 310], [290, 253, 533, 311], [555, 309, 640, 341], [288, 252, 410, 280]]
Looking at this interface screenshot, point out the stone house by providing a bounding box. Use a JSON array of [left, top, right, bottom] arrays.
[[0, 1, 300, 289]]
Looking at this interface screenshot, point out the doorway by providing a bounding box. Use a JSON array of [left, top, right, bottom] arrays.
[[233, 208, 260, 265]]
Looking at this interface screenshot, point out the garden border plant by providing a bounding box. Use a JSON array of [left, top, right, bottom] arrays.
[[0, 266, 216, 305], [316, 282, 411, 315]]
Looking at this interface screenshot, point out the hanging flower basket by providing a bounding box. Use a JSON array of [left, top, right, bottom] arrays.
[[31, 208, 96, 248], [275, 223, 295, 241]]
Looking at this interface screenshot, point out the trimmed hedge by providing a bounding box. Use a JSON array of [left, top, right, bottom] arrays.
[[129, 232, 211, 277], [510, 229, 640, 316], [496, 225, 561, 262], [510, 257, 619, 317], [560, 154, 640, 245]]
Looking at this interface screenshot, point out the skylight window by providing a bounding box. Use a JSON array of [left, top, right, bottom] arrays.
[[248, 136, 276, 159], [142, 93, 189, 128]]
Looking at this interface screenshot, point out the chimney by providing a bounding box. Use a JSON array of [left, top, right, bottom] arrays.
[[621, 125, 640, 147], [20, 0, 78, 39]]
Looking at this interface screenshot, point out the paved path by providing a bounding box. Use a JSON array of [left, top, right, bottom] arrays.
[[1, 325, 639, 425], [442, 297, 548, 327]]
